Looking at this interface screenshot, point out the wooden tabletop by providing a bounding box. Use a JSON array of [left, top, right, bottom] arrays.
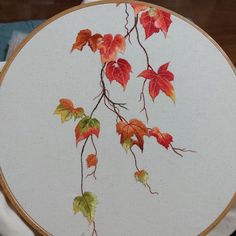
[[0, 0, 235, 65]]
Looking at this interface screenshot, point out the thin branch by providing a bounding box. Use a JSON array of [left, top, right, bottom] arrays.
[[91, 136, 97, 155], [80, 137, 89, 195], [92, 221, 98, 236], [170, 143, 196, 157], [130, 148, 140, 172], [147, 183, 159, 195], [86, 165, 97, 180], [139, 79, 149, 122], [124, 3, 132, 44], [124, 15, 138, 39]]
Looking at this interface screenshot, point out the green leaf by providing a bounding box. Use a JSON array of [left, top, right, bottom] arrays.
[[75, 116, 100, 144], [122, 138, 132, 152], [134, 169, 149, 186], [73, 192, 97, 223]]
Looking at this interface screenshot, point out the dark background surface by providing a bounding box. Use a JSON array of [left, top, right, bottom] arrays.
[[0, 0, 235, 65]]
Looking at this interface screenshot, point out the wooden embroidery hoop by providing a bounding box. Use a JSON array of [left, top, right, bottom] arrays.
[[0, 1, 235, 235]]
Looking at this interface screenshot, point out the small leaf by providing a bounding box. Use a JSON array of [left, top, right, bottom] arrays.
[[73, 192, 97, 223], [88, 33, 103, 52], [130, 3, 149, 15], [122, 138, 133, 152], [86, 154, 98, 168], [98, 34, 125, 63], [75, 116, 100, 144], [116, 119, 148, 151], [135, 170, 149, 186], [71, 29, 92, 52], [105, 58, 132, 90], [54, 98, 84, 123], [149, 127, 173, 149]]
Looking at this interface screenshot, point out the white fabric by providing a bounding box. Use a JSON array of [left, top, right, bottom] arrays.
[[0, 1, 235, 235]]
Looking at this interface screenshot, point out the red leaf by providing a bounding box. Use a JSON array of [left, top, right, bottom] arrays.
[[140, 11, 159, 39], [140, 9, 172, 39], [116, 119, 148, 151], [154, 9, 172, 38], [71, 29, 92, 52], [137, 69, 157, 80], [149, 127, 173, 149], [138, 63, 175, 102], [148, 78, 160, 101], [88, 33, 103, 52], [130, 3, 149, 15], [105, 58, 132, 90], [98, 34, 126, 63], [86, 154, 98, 168]]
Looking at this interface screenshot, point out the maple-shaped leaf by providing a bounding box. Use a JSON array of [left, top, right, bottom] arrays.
[[116, 119, 148, 151], [88, 33, 103, 52], [105, 58, 132, 90], [135, 169, 149, 186], [149, 127, 173, 149], [75, 116, 100, 145], [130, 3, 149, 15], [86, 154, 98, 168], [98, 34, 125, 63], [138, 62, 175, 102], [73, 192, 97, 223], [140, 8, 172, 39], [54, 98, 85, 123], [71, 29, 92, 52]]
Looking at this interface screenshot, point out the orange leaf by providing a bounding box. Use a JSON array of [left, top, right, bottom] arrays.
[[98, 34, 125, 63], [71, 29, 92, 52], [149, 127, 173, 149], [54, 98, 84, 123], [131, 3, 149, 15], [88, 33, 103, 52], [105, 58, 132, 90], [116, 119, 148, 150], [138, 63, 175, 102], [86, 154, 98, 168]]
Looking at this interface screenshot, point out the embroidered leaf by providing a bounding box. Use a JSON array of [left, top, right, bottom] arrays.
[[154, 9, 172, 37], [105, 58, 132, 90], [140, 8, 172, 39], [140, 10, 159, 39], [149, 127, 173, 149], [138, 63, 175, 102], [135, 170, 149, 186], [86, 154, 98, 168], [75, 116, 100, 145], [73, 192, 97, 223], [122, 138, 133, 152], [54, 98, 84, 123], [88, 33, 103, 52], [98, 34, 126, 63], [71, 29, 92, 52], [130, 3, 149, 15], [116, 119, 148, 151]]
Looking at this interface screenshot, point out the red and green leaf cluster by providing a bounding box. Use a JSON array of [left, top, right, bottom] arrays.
[[54, 98, 100, 145], [116, 118, 173, 152]]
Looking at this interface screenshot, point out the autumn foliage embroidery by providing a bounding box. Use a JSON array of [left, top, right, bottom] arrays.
[[54, 3, 194, 235]]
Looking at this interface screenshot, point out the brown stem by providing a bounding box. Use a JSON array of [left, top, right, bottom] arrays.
[[124, 15, 138, 39], [130, 148, 158, 196], [139, 79, 149, 122], [80, 137, 89, 195], [92, 221, 98, 236], [124, 3, 132, 44], [170, 143, 196, 157], [86, 165, 97, 180]]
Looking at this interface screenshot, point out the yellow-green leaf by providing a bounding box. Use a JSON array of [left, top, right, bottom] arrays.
[[134, 169, 149, 186], [122, 138, 132, 152], [73, 192, 97, 223], [54, 98, 84, 123]]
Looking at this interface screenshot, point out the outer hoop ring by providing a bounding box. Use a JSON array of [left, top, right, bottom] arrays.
[[0, 1, 235, 235]]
